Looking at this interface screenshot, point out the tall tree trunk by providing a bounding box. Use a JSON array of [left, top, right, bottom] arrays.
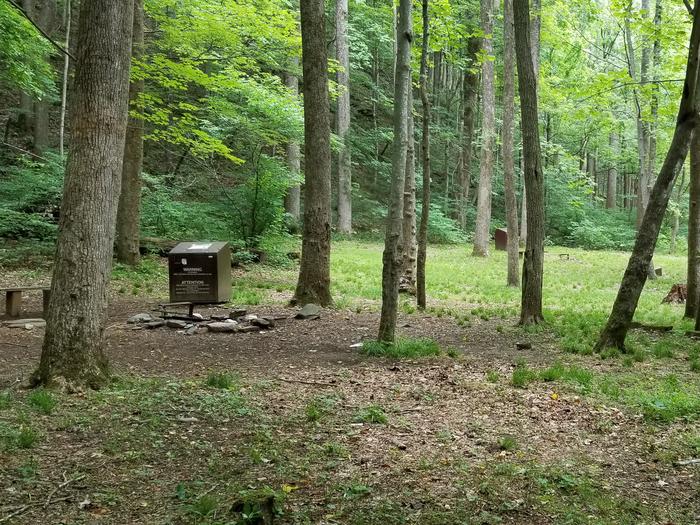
[[115, 0, 144, 266], [378, 0, 412, 341], [284, 64, 301, 222], [457, 37, 480, 231], [293, 0, 333, 307], [336, 0, 352, 233], [59, 0, 72, 157], [519, 0, 540, 246], [503, 0, 519, 287], [416, 0, 431, 310], [35, 0, 134, 388], [607, 133, 618, 209], [401, 87, 417, 293], [514, 0, 545, 325], [597, 5, 700, 350], [18, 0, 35, 135], [32, 0, 57, 154], [688, 130, 700, 318], [473, 0, 497, 257]]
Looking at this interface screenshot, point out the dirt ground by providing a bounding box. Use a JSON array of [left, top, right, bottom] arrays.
[[1, 296, 699, 524]]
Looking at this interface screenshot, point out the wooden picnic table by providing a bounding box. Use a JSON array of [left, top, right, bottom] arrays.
[[0, 286, 51, 317]]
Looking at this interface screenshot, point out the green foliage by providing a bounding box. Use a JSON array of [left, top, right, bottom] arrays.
[[28, 389, 57, 415], [354, 405, 388, 424], [0, 3, 55, 98], [361, 338, 442, 359], [511, 361, 537, 388], [205, 372, 238, 390]]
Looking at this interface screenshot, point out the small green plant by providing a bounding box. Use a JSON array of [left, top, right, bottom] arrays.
[[691, 359, 700, 373], [498, 435, 518, 451], [305, 395, 338, 423], [486, 371, 500, 383], [28, 388, 57, 415], [0, 391, 12, 410], [186, 494, 218, 518], [511, 361, 536, 388], [16, 426, 39, 449], [205, 372, 236, 390], [361, 338, 442, 359], [354, 405, 388, 424], [341, 482, 372, 499]]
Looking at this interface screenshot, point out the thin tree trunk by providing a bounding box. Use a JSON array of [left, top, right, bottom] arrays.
[[416, 0, 431, 310], [336, 0, 352, 233], [32, 0, 57, 154], [514, 0, 545, 325], [401, 87, 417, 293], [457, 37, 480, 231], [688, 131, 700, 318], [18, 0, 35, 135], [473, 0, 497, 257], [59, 0, 71, 157], [607, 133, 618, 209], [35, 0, 134, 388], [294, 0, 333, 307], [115, 0, 144, 266], [378, 0, 412, 341], [284, 64, 301, 222], [503, 0, 519, 287], [597, 4, 700, 350]]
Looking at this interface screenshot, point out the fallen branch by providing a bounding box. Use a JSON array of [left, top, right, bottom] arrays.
[[0, 342, 29, 348], [0, 496, 72, 523], [629, 322, 673, 332], [277, 377, 336, 387], [44, 474, 85, 507]]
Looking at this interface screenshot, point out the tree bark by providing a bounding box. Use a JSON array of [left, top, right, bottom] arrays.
[[293, 0, 333, 307], [378, 0, 412, 341], [607, 133, 618, 209], [35, 0, 134, 388], [401, 87, 417, 293], [597, 4, 700, 350], [59, 0, 72, 157], [336, 0, 352, 233], [115, 0, 144, 266], [473, 0, 497, 257], [32, 0, 57, 154], [503, 0, 520, 287], [688, 130, 700, 318], [18, 0, 35, 135], [416, 0, 431, 311], [284, 65, 301, 222], [457, 37, 480, 231], [514, 0, 545, 325]]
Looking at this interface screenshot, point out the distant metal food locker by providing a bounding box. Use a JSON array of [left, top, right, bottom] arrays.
[[168, 242, 231, 303]]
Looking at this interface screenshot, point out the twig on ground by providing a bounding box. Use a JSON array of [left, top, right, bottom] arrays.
[[0, 496, 72, 523], [277, 377, 337, 386], [44, 473, 86, 507]]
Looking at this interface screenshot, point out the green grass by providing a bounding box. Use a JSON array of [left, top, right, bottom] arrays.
[[28, 389, 57, 415], [354, 405, 388, 424], [205, 372, 237, 390], [361, 338, 442, 359], [512, 361, 537, 388]]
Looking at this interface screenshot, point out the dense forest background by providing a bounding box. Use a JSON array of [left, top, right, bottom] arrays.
[[0, 0, 692, 267]]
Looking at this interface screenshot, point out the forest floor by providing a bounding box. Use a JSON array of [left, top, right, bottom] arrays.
[[1, 241, 699, 524]]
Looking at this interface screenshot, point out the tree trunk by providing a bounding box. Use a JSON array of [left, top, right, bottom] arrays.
[[293, 0, 333, 307], [514, 0, 545, 325], [688, 130, 700, 318], [32, 0, 57, 154], [35, 0, 134, 388], [378, 0, 412, 341], [607, 133, 618, 209], [597, 5, 700, 350], [401, 87, 417, 293], [284, 65, 301, 222], [503, 0, 519, 287], [18, 0, 35, 135], [115, 0, 144, 266], [416, 0, 431, 310], [457, 37, 480, 231], [335, 0, 352, 233], [59, 0, 72, 157], [473, 0, 496, 257]]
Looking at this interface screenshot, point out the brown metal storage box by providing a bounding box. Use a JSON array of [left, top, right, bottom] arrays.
[[168, 242, 231, 303]]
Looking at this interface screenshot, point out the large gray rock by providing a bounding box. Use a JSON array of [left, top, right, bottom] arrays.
[[166, 319, 188, 329], [127, 313, 153, 324], [4, 319, 46, 329], [295, 303, 321, 320], [207, 322, 238, 333], [145, 320, 165, 329]]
